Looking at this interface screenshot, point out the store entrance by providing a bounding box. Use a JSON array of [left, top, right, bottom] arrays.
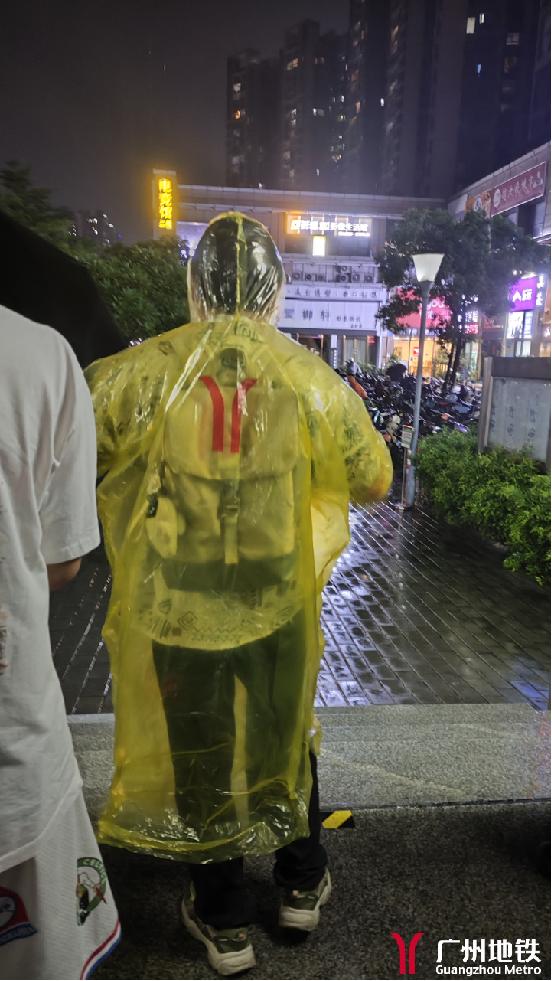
[[342, 335, 376, 368]]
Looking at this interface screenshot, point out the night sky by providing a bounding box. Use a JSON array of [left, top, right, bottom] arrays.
[[1, 0, 348, 242]]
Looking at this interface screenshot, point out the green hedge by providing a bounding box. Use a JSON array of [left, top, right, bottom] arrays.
[[417, 431, 550, 587]]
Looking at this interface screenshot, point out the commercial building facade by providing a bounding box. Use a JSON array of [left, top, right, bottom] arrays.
[[152, 174, 441, 367], [448, 140, 551, 364], [153, 139, 549, 376]]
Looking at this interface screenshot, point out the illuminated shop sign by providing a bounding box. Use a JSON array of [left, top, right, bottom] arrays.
[[535, 273, 547, 308], [508, 275, 538, 312], [396, 289, 451, 331], [466, 162, 547, 218], [465, 309, 479, 335], [491, 163, 547, 217], [286, 213, 372, 238], [157, 176, 174, 230]]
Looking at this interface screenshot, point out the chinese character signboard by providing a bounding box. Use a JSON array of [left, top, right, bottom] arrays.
[[157, 176, 174, 230], [535, 273, 547, 310], [278, 298, 378, 332], [286, 213, 372, 238], [508, 275, 538, 312], [490, 163, 547, 216]]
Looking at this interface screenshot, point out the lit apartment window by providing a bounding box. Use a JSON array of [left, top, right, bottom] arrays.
[[476, 63, 482, 74], [380, 97, 385, 107], [286, 57, 299, 71], [479, 12, 485, 23], [466, 16, 475, 33], [232, 82, 241, 95], [312, 107, 326, 116], [233, 109, 242, 120], [340, 94, 345, 102], [355, 100, 361, 113], [506, 32, 520, 45]]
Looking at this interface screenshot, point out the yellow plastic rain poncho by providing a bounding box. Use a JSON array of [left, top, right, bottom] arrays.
[[85, 213, 392, 863]]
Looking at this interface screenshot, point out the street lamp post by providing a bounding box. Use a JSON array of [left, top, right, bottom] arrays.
[[403, 252, 445, 509]]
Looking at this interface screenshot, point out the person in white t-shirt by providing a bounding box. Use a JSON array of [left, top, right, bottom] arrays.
[[0, 305, 120, 980]]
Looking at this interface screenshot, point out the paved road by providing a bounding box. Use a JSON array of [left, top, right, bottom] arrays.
[[50, 501, 550, 714]]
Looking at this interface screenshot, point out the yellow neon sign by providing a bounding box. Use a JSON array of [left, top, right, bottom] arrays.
[[157, 176, 173, 230]]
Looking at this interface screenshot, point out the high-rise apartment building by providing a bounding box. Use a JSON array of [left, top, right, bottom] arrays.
[[225, 3, 549, 198], [226, 50, 279, 188], [345, 0, 390, 194], [455, 0, 542, 190], [280, 21, 347, 192], [380, 0, 468, 198], [226, 22, 347, 194], [316, 31, 348, 192], [528, 0, 551, 150]]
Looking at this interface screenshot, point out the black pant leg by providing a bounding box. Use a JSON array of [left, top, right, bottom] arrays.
[[153, 643, 254, 928], [190, 859, 256, 929], [152, 642, 236, 826], [273, 751, 328, 891]]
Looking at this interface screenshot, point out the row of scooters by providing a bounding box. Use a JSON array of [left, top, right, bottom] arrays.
[[337, 364, 481, 470]]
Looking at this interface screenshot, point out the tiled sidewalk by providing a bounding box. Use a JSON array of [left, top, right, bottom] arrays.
[[50, 501, 550, 713]]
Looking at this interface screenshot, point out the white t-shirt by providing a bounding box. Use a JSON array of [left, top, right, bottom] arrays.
[[0, 305, 100, 873]]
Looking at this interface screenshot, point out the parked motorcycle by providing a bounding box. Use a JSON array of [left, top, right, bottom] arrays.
[[338, 365, 481, 472]]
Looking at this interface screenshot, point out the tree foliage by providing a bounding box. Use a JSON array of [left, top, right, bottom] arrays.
[[0, 161, 189, 340], [0, 161, 74, 248], [77, 238, 189, 341]]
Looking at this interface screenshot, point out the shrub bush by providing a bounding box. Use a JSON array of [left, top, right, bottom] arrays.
[[417, 431, 550, 587]]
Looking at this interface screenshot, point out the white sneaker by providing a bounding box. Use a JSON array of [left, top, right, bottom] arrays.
[[278, 869, 332, 932], [181, 889, 256, 977]]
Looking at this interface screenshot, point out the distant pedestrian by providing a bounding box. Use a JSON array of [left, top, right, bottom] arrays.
[[0, 304, 120, 979]]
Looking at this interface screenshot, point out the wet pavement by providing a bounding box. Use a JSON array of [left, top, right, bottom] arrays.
[[50, 500, 550, 714]]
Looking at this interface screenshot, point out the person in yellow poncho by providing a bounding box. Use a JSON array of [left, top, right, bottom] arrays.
[[85, 213, 392, 977]]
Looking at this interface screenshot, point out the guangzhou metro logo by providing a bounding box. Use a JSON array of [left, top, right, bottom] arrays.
[[390, 933, 542, 976], [391, 932, 425, 975]]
